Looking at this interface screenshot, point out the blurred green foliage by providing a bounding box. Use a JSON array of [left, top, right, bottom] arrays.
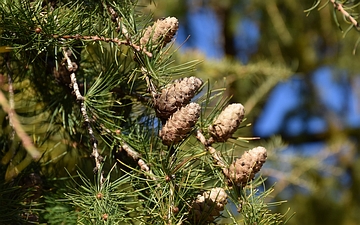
[[139, 0, 360, 224]]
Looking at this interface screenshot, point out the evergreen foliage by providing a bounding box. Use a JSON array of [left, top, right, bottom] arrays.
[[0, 0, 290, 224], [305, 0, 360, 53]]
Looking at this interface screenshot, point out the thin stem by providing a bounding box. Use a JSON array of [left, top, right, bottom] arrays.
[[195, 129, 228, 175], [55, 34, 153, 57], [0, 90, 41, 161], [120, 142, 150, 172], [107, 5, 130, 41], [62, 48, 104, 184], [119, 141, 157, 181], [331, 0, 359, 29]]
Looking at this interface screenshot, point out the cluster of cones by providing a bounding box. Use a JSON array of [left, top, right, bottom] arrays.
[[151, 76, 267, 223], [189, 147, 267, 223], [155, 76, 203, 145], [143, 17, 268, 223]]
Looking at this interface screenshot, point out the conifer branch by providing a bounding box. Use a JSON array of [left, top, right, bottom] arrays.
[[330, 0, 359, 29], [97, 122, 153, 177], [62, 48, 104, 184], [55, 34, 153, 57], [119, 142, 151, 174], [195, 129, 228, 173], [107, 5, 130, 40], [0, 1, 291, 223]]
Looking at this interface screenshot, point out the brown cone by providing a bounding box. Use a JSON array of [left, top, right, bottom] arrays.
[[140, 17, 179, 49], [159, 103, 200, 146], [225, 146, 267, 187], [208, 103, 245, 142], [154, 77, 203, 122], [190, 187, 228, 223]]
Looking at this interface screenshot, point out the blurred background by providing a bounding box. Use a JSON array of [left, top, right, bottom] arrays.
[[140, 1, 360, 224]]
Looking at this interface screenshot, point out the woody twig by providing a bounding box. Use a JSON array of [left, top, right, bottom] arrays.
[[330, 0, 359, 29], [195, 129, 228, 174], [119, 142, 151, 173], [107, 5, 130, 41], [62, 48, 104, 184], [55, 33, 152, 57]]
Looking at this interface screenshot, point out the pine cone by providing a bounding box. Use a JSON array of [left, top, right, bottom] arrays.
[[208, 103, 245, 142], [154, 77, 203, 122], [225, 146, 267, 187], [159, 102, 200, 146], [140, 17, 179, 49], [190, 187, 228, 223]]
